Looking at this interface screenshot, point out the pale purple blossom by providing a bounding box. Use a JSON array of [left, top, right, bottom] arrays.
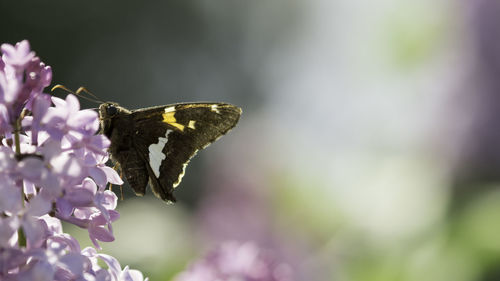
[[0, 40, 147, 281], [83, 248, 149, 281], [41, 94, 99, 142], [0, 40, 51, 134], [174, 242, 293, 281], [1, 40, 35, 69]]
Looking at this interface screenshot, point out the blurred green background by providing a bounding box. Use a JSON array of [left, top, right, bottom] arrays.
[[3, 0, 500, 280]]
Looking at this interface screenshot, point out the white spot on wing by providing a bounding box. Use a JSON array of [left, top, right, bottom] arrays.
[[173, 163, 188, 188], [164, 106, 175, 113], [211, 104, 220, 114], [148, 129, 172, 178], [173, 149, 199, 188]]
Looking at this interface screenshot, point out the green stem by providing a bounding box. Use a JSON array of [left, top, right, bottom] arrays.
[[13, 115, 27, 248], [18, 228, 26, 247], [14, 117, 21, 155]]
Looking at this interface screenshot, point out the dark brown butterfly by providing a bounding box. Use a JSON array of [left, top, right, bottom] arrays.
[[99, 102, 241, 203]]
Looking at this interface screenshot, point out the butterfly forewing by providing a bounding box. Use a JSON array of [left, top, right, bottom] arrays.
[[127, 103, 241, 202]]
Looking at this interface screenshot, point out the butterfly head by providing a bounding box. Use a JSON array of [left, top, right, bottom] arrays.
[[99, 102, 131, 137], [99, 102, 120, 119]]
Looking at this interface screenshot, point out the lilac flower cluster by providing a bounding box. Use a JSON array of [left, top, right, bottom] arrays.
[[174, 242, 293, 281], [0, 40, 147, 280]]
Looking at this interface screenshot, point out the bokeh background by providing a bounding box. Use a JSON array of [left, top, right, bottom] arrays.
[[3, 0, 500, 280]]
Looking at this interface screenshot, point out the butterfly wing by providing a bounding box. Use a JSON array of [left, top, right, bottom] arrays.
[[131, 103, 241, 202], [100, 103, 150, 197], [117, 150, 149, 196]]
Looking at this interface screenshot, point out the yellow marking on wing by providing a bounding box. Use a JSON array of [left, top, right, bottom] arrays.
[[188, 120, 196, 129], [162, 108, 185, 131]]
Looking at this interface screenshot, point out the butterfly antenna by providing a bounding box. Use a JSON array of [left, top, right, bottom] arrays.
[[51, 84, 74, 94], [51, 84, 102, 104], [76, 87, 105, 103]]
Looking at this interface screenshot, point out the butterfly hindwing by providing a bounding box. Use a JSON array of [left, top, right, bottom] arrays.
[[118, 149, 149, 196], [129, 103, 241, 202]]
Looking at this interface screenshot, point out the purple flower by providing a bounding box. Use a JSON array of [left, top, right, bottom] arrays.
[[0, 40, 147, 281], [0, 40, 51, 130], [86, 153, 123, 189], [82, 248, 149, 281], [1, 40, 35, 69], [174, 241, 293, 281], [41, 94, 99, 142], [24, 57, 52, 97]]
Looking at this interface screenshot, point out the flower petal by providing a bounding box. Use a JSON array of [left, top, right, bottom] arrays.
[[65, 94, 80, 113], [68, 110, 98, 131], [101, 166, 124, 185], [65, 189, 94, 207], [89, 167, 107, 188], [26, 194, 51, 216]]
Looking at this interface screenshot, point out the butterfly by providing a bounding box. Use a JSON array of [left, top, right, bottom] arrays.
[[99, 102, 241, 203]]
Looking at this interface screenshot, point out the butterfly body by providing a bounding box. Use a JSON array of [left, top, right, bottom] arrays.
[[99, 102, 241, 202]]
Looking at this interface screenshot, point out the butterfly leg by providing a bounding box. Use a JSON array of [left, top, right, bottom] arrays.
[[117, 164, 125, 200]]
